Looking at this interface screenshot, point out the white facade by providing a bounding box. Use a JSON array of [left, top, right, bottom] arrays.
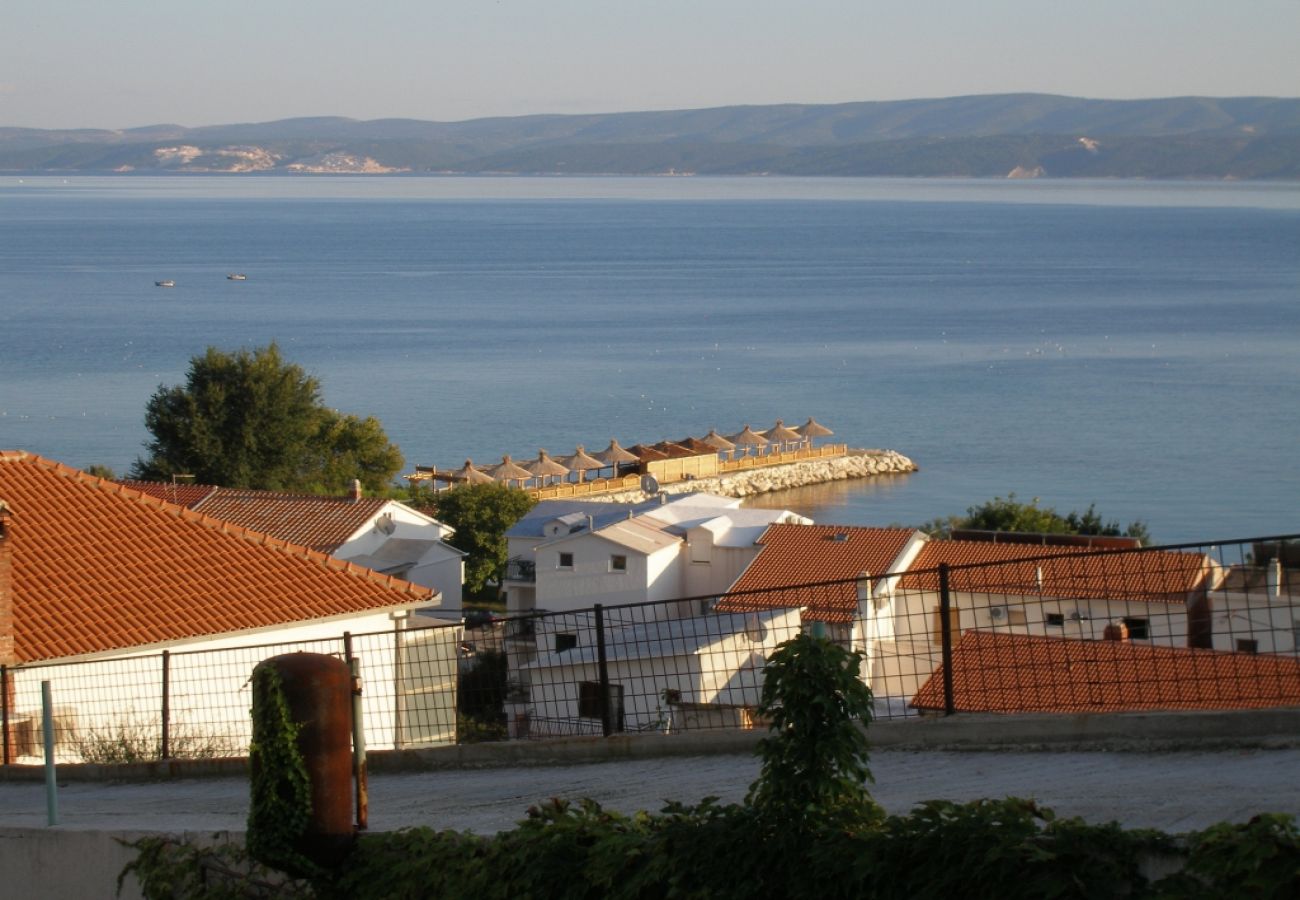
[[1206, 563, 1300, 654], [334, 502, 465, 616], [519, 608, 803, 737], [8, 609, 461, 763]]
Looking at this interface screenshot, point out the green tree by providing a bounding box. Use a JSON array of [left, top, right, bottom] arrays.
[[922, 493, 1151, 543], [130, 343, 402, 493], [434, 483, 536, 599]]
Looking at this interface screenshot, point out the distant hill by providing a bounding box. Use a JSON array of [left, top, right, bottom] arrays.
[[3, 94, 1299, 178]]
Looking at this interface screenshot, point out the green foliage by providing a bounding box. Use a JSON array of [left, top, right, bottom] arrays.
[[434, 482, 536, 595], [118, 835, 313, 899], [747, 634, 879, 829], [1155, 814, 1300, 898], [131, 342, 402, 493], [74, 716, 237, 764], [247, 663, 320, 880], [923, 493, 1151, 544], [457, 649, 508, 743], [85, 463, 117, 480]]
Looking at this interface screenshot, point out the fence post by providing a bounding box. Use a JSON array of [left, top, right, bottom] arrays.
[[939, 563, 956, 716], [1, 664, 9, 766], [594, 604, 612, 737], [160, 650, 171, 759]]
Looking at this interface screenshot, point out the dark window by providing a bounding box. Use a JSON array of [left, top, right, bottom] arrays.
[[1236, 639, 1259, 654], [1122, 617, 1150, 640], [610, 554, 627, 572], [578, 682, 625, 731], [558, 552, 574, 568], [1045, 613, 1065, 627], [554, 633, 578, 653]]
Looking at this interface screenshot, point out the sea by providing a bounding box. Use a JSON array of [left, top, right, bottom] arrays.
[[2, 175, 1298, 545]]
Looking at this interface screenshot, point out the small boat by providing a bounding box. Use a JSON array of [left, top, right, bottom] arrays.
[[155, 280, 176, 288], [226, 273, 247, 281]]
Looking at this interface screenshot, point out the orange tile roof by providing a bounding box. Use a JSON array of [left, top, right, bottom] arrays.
[[717, 524, 918, 624], [120, 481, 391, 553], [2, 452, 434, 664], [910, 630, 1300, 714], [901, 540, 1214, 604]]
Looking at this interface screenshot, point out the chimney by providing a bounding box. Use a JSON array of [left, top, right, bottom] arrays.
[[349, 479, 363, 502], [1267, 557, 1283, 598], [1102, 621, 1130, 642], [0, 500, 14, 666]]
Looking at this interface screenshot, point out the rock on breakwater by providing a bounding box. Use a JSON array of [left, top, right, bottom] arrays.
[[599, 449, 917, 503]]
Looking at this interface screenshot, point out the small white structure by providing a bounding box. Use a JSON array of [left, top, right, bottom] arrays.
[[1205, 558, 1300, 654], [519, 607, 803, 737]]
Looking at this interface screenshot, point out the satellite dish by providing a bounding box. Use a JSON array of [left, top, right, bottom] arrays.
[[640, 474, 660, 495], [376, 513, 397, 535]]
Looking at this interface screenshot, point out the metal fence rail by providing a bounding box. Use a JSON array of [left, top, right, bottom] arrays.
[[3, 535, 1298, 764]]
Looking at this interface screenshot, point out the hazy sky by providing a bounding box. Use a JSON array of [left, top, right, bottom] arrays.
[[4, 1, 1298, 130]]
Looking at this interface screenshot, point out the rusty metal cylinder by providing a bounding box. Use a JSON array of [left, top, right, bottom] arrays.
[[255, 652, 354, 864]]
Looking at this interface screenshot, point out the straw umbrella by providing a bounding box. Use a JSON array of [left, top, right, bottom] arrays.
[[523, 449, 570, 487], [764, 419, 804, 453], [594, 438, 640, 479], [677, 436, 718, 456], [653, 440, 695, 459], [450, 458, 495, 485], [486, 454, 534, 488], [728, 424, 769, 457], [560, 444, 605, 483], [701, 429, 736, 460], [628, 443, 669, 463], [796, 416, 834, 449]]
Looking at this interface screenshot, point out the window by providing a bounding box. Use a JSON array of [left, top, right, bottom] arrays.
[[1045, 613, 1065, 627], [558, 552, 574, 569], [1122, 617, 1150, 640], [1236, 639, 1259, 654], [578, 681, 625, 731], [609, 554, 627, 573], [554, 633, 578, 653]]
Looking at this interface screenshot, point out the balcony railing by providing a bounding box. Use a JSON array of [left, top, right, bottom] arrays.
[[505, 558, 536, 582]]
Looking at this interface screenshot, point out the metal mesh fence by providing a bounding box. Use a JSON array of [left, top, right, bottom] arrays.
[[3, 535, 1297, 765]]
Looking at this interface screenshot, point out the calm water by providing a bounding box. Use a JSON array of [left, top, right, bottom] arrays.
[[2, 176, 1298, 543]]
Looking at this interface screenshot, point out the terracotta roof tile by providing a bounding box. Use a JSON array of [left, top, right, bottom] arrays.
[[120, 481, 391, 552], [901, 540, 1214, 603], [717, 524, 918, 623], [911, 630, 1300, 714], [2, 452, 434, 663]]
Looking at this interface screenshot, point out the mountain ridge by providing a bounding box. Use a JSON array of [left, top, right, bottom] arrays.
[[4, 94, 1299, 178]]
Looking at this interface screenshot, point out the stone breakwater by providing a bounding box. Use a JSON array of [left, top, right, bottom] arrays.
[[598, 449, 917, 503]]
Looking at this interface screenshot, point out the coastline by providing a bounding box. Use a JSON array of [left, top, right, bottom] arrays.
[[594, 448, 917, 504]]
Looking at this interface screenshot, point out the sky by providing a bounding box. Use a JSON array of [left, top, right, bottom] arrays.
[[3, 1, 1298, 130]]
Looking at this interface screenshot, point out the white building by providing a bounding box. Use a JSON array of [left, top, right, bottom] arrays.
[[2, 452, 461, 763]]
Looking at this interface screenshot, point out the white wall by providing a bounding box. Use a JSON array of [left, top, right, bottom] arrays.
[[7, 610, 461, 763], [1207, 591, 1300, 654]]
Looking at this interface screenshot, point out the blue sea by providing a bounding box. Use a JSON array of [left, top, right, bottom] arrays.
[[1, 176, 1297, 544]]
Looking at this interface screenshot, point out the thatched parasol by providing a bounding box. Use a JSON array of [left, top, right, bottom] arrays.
[[523, 449, 570, 486], [628, 443, 669, 462], [796, 416, 834, 448], [560, 444, 605, 483], [728, 424, 769, 456], [653, 440, 695, 459], [701, 429, 736, 452], [763, 419, 804, 452], [486, 454, 534, 487], [677, 435, 718, 455], [594, 438, 641, 478], [451, 458, 495, 485]]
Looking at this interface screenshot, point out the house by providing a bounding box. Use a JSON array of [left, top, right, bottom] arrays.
[[1, 451, 461, 761], [878, 539, 1222, 708], [1204, 555, 1300, 655], [498, 494, 809, 736], [501, 494, 810, 618], [122, 479, 465, 617], [518, 607, 803, 737], [910, 629, 1300, 714]]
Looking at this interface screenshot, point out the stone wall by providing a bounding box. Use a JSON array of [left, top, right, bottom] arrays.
[[599, 449, 917, 503]]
